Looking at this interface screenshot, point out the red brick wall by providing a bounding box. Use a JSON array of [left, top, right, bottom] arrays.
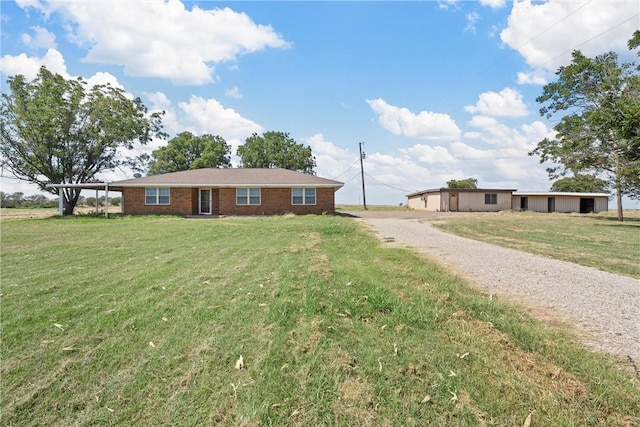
[[122, 187, 195, 215], [123, 186, 336, 216], [219, 187, 335, 215]]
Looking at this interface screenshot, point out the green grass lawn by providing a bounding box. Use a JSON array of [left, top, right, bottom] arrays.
[[430, 210, 640, 279], [1, 215, 638, 425]]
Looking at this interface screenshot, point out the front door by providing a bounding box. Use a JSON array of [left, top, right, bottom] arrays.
[[449, 193, 458, 212], [199, 189, 211, 215]]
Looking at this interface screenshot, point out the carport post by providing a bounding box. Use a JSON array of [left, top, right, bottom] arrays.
[[58, 188, 63, 217], [105, 183, 109, 219]]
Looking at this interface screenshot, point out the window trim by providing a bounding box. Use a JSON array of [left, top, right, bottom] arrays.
[[145, 187, 170, 205], [292, 187, 317, 205], [484, 193, 498, 205], [236, 187, 261, 205]]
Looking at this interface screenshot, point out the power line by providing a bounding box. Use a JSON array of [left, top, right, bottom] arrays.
[[330, 158, 360, 180], [364, 172, 412, 194], [342, 170, 362, 185], [511, 0, 594, 53], [434, 1, 633, 116], [539, 13, 640, 69]]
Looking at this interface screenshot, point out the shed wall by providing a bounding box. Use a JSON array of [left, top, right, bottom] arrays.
[[407, 193, 441, 211], [512, 195, 608, 213], [454, 192, 511, 211]]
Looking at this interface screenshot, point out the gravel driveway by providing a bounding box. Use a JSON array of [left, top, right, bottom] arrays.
[[346, 211, 640, 366]]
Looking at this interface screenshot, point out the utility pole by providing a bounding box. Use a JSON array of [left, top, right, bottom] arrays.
[[359, 141, 367, 210]]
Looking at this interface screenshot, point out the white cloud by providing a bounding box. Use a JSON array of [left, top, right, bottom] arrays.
[[21, 1, 290, 85], [177, 96, 263, 150], [450, 141, 496, 160], [16, 0, 45, 8], [467, 115, 553, 153], [480, 0, 506, 9], [304, 133, 356, 180], [438, 0, 459, 10], [501, 0, 638, 71], [521, 120, 553, 139], [21, 26, 56, 49], [516, 69, 552, 86], [0, 49, 129, 97], [465, 87, 528, 117], [400, 144, 458, 165], [224, 86, 243, 99], [366, 98, 461, 141], [465, 11, 480, 33], [0, 48, 68, 80], [84, 72, 124, 90]]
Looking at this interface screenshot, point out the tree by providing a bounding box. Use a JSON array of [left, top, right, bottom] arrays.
[[147, 131, 231, 175], [0, 191, 24, 208], [237, 131, 316, 174], [550, 175, 608, 193], [0, 66, 164, 215], [530, 37, 640, 222], [446, 178, 478, 189]]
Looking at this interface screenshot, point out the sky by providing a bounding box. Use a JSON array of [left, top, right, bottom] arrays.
[[1, 0, 639, 207]]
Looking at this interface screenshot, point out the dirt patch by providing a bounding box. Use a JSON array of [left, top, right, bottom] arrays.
[[0, 207, 114, 220]]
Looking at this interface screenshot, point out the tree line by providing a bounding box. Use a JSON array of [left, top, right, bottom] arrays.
[[144, 130, 315, 176], [0, 192, 121, 209], [1, 31, 638, 218]]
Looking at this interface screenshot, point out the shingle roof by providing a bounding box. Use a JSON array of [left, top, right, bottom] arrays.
[[111, 168, 344, 188]]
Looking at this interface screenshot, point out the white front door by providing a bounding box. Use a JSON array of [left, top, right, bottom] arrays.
[[199, 189, 211, 215]]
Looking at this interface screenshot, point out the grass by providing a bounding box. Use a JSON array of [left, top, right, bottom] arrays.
[[430, 210, 640, 279], [1, 215, 639, 425]]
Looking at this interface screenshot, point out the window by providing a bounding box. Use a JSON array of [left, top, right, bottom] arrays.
[[237, 188, 261, 205], [292, 188, 316, 205], [145, 187, 170, 205], [484, 193, 497, 205]]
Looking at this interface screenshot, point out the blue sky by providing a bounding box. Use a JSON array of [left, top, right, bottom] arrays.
[[1, 0, 639, 207]]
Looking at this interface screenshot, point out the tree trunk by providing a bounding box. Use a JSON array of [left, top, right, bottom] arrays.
[[62, 188, 80, 215], [614, 157, 624, 222], [616, 189, 624, 222]]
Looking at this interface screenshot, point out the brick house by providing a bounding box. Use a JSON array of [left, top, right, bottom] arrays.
[[109, 168, 343, 216]]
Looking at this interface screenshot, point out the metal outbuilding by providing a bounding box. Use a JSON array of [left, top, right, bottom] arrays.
[[407, 188, 609, 213]]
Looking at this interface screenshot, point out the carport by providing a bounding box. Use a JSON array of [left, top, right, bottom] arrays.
[[47, 182, 123, 218]]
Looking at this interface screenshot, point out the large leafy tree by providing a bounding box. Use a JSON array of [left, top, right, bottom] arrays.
[[0, 66, 164, 214], [446, 178, 478, 189], [147, 131, 231, 175], [530, 35, 640, 221], [550, 175, 608, 193], [237, 131, 316, 174]]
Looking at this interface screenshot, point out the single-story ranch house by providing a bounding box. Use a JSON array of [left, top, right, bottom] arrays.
[[407, 188, 609, 213], [54, 168, 344, 216]]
